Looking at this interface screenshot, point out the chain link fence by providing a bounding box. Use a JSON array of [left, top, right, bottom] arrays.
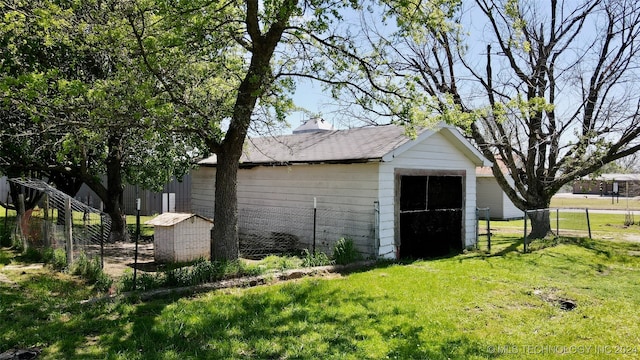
[[193, 205, 377, 259], [476, 207, 597, 253], [8, 178, 111, 266]]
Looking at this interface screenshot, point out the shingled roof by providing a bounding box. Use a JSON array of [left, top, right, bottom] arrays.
[[199, 123, 487, 167]]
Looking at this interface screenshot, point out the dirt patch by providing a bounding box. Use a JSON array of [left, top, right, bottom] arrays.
[[623, 233, 640, 243], [533, 288, 577, 311], [101, 241, 155, 278], [2, 264, 44, 271], [0, 272, 15, 285]]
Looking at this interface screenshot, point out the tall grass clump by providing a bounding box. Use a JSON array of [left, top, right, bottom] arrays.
[[118, 258, 265, 292], [42, 248, 68, 270], [301, 249, 333, 267], [0, 229, 11, 247], [333, 237, 362, 265], [68, 252, 112, 292], [259, 255, 302, 271]]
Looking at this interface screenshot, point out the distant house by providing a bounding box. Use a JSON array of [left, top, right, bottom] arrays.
[[191, 120, 488, 260], [476, 159, 522, 220], [573, 174, 640, 197]]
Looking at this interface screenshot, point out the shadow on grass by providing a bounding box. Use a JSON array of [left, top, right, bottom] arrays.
[[1, 262, 495, 359], [95, 279, 496, 359]]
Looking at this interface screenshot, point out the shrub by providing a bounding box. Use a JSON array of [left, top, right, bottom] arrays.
[[69, 252, 113, 292], [0, 230, 11, 247], [333, 238, 362, 265], [49, 248, 67, 270], [301, 249, 333, 267], [259, 255, 301, 271], [118, 270, 165, 292], [21, 247, 44, 262], [0, 249, 10, 265]]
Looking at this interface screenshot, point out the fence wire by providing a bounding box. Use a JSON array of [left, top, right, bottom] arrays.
[[525, 208, 592, 239], [9, 178, 111, 265], [193, 205, 376, 259]]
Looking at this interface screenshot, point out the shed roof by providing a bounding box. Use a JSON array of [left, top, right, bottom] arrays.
[[199, 123, 487, 167], [476, 157, 512, 178], [145, 212, 213, 227]]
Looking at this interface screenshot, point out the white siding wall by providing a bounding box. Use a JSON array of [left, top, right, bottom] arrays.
[[191, 167, 216, 218], [153, 219, 213, 263], [154, 226, 174, 263], [477, 177, 523, 220], [238, 164, 379, 255], [191, 163, 379, 256], [377, 132, 478, 259], [477, 177, 504, 218], [502, 192, 523, 220], [236, 164, 378, 211], [173, 220, 212, 262]]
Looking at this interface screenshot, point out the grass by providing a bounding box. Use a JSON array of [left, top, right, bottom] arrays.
[[551, 194, 640, 210], [126, 214, 155, 238], [483, 211, 640, 240], [2, 234, 640, 359]]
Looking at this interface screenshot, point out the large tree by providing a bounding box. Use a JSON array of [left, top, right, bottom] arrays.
[[124, 0, 399, 260], [0, 0, 199, 241], [372, 0, 640, 237]]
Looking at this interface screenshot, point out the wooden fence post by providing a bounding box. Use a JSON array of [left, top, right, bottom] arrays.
[[43, 194, 49, 247], [65, 197, 73, 265], [17, 193, 27, 251]]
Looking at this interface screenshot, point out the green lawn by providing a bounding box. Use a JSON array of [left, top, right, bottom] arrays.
[[2, 236, 640, 359], [551, 195, 640, 210], [483, 211, 640, 244]]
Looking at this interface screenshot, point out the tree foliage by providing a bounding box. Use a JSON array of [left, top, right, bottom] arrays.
[[371, 0, 640, 237], [0, 0, 201, 240], [124, 0, 408, 259]]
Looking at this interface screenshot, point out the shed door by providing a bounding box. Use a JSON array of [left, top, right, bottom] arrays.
[[399, 175, 463, 258]]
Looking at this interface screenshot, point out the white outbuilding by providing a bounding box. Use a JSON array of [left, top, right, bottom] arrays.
[[192, 122, 488, 260], [476, 159, 523, 220], [145, 212, 213, 263]]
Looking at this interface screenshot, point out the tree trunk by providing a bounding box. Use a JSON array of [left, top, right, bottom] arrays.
[[211, 151, 240, 260], [527, 209, 553, 239], [207, 1, 293, 260], [49, 171, 83, 226], [86, 174, 127, 243], [84, 134, 128, 242], [106, 207, 127, 243]]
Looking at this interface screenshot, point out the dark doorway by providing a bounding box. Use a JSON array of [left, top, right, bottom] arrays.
[[399, 175, 463, 259]]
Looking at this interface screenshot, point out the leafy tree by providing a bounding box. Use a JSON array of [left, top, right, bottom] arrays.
[[124, 0, 398, 260], [372, 0, 640, 237], [0, 0, 199, 241]]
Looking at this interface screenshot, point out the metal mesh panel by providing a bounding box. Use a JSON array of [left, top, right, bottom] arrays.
[[192, 205, 377, 259], [525, 208, 591, 238], [9, 178, 110, 265]]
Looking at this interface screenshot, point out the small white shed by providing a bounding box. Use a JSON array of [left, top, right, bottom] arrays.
[[146, 213, 213, 263]]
